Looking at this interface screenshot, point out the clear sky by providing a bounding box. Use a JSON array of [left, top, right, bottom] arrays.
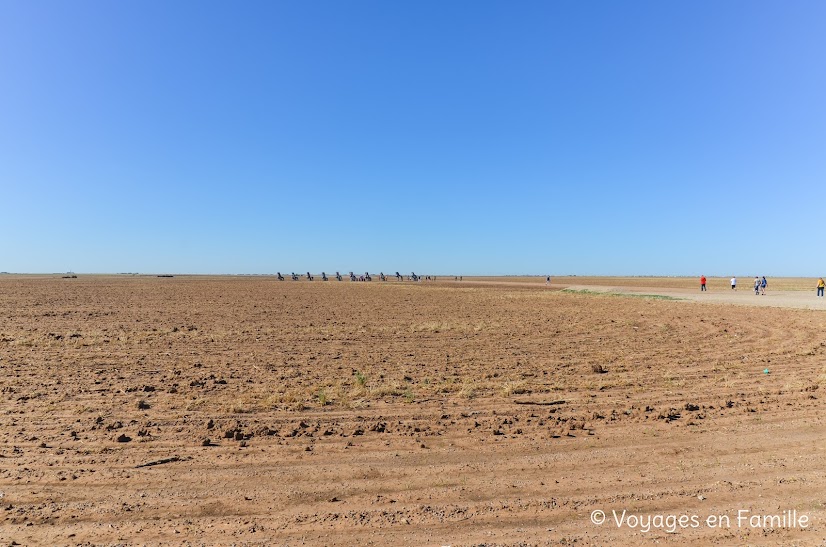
[[1, 1, 824, 276]]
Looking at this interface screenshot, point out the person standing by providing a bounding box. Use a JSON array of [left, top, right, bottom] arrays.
[[546, 275, 551, 286], [761, 276, 767, 295], [731, 276, 737, 290], [754, 276, 760, 295], [700, 275, 707, 291], [818, 277, 825, 298]]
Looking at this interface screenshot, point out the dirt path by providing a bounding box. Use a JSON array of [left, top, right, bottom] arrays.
[[561, 284, 826, 310]]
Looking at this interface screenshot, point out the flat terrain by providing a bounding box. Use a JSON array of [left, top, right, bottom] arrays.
[[1, 275, 826, 545]]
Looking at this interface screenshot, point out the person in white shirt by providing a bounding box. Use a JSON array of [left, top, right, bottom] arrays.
[[731, 277, 736, 290]]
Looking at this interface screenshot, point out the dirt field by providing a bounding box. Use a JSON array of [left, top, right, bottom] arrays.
[[2, 275, 826, 545]]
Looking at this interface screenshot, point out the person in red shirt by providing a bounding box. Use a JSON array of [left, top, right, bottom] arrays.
[[700, 275, 707, 291]]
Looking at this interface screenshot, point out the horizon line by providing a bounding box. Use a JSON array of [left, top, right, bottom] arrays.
[[0, 272, 818, 278]]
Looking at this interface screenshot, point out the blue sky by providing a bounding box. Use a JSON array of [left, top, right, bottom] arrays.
[[1, 1, 824, 275]]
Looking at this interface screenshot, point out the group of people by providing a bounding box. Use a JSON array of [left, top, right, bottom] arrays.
[[702, 275, 826, 297], [752, 276, 768, 295], [700, 275, 769, 294], [723, 275, 767, 294]]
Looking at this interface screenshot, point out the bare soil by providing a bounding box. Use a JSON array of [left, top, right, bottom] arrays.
[[1, 275, 825, 545]]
